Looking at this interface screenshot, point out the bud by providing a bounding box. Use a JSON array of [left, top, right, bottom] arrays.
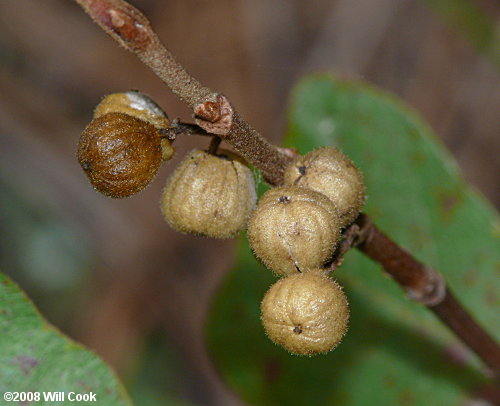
[[261, 271, 349, 355], [94, 91, 174, 160], [161, 149, 256, 238], [283, 147, 365, 227], [77, 112, 163, 198], [247, 186, 341, 276]]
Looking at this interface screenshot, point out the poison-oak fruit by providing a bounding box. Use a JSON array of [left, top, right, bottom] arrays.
[[94, 91, 169, 130], [247, 186, 341, 276], [93, 91, 174, 161], [77, 112, 163, 198], [283, 147, 365, 227], [261, 270, 349, 355], [161, 149, 256, 238]]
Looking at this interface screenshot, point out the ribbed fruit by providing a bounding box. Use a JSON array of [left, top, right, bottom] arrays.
[[284, 147, 365, 227], [161, 149, 256, 238], [94, 91, 173, 160], [247, 186, 341, 276], [78, 112, 163, 198], [261, 271, 349, 355]]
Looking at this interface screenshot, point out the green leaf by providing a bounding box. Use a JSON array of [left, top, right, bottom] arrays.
[[0, 273, 131, 405], [207, 75, 499, 405]]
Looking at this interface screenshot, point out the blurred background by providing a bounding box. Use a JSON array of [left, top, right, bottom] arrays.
[[0, 0, 498, 405]]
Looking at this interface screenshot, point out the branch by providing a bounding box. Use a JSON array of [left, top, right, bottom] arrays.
[[74, 0, 212, 106], [74, 0, 293, 185], [338, 214, 500, 376], [353, 215, 446, 306], [75, 0, 500, 376]]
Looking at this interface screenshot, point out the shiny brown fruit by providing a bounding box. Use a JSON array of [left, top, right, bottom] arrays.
[[77, 112, 163, 198], [261, 270, 349, 355], [284, 147, 365, 227], [247, 186, 341, 276], [161, 149, 256, 238], [94, 91, 174, 160], [94, 91, 169, 130]]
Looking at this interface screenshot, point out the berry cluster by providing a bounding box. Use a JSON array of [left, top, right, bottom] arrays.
[[249, 147, 365, 355], [77, 92, 366, 356]]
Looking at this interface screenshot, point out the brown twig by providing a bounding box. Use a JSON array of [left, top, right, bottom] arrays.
[[75, 0, 500, 376], [74, 0, 292, 185], [432, 292, 500, 377], [337, 214, 500, 376], [159, 119, 211, 141], [74, 0, 213, 107], [355, 214, 446, 306]]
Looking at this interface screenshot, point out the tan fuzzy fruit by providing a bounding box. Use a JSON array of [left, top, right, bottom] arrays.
[[283, 147, 365, 227], [94, 91, 174, 160], [247, 186, 341, 276], [78, 112, 163, 198], [261, 271, 349, 355], [161, 149, 256, 238]]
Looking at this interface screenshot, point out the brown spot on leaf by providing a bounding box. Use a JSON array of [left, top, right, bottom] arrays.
[[485, 287, 498, 307], [383, 374, 396, 388], [78, 380, 93, 392], [263, 357, 282, 384], [436, 188, 463, 222], [442, 195, 460, 212], [463, 270, 478, 286], [410, 151, 425, 164], [16, 355, 38, 376], [398, 390, 414, 405]]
